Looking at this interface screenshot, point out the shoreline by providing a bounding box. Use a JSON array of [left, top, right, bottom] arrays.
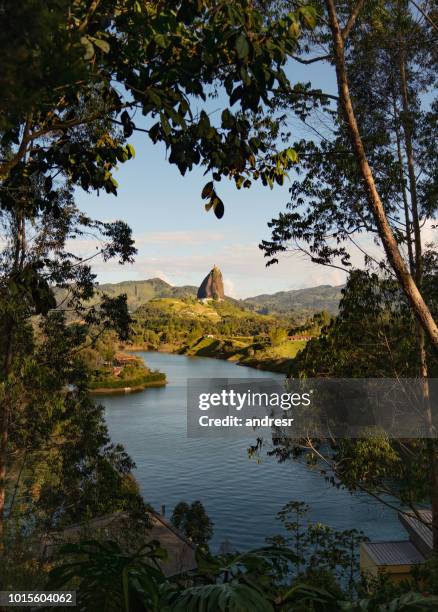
[[89, 378, 167, 395], [123, 343, 291, 375]]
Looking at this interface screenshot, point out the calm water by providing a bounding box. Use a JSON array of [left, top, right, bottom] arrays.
[[103, 351, 404, 551]]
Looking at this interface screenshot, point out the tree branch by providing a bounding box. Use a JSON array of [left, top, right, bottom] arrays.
[[341, 0, 366, 41], [291, 54, 331, 64], [409, 0, 438, 33], [78, 0, 102, 33]]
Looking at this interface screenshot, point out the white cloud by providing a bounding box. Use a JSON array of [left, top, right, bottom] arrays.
[[147, 270, 173, 285], [223, 278, 237, 298], [422, 219, 438, 249], [135, 230, 225, 246]]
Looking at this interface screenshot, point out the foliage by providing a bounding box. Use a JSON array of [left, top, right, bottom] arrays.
[[263, 269, 438, 538], [171, 500, 214, 549], [266, 501, 367, 593], [129, 296, 312, 372], [269, 327, 288, 347], [0, 0, 318, 214], [46, 534, 438, 611], [260, 0, 437, 272], [290, 266, 438, 379], [48, 539, 167, 612], [89, 371, 166, 390]]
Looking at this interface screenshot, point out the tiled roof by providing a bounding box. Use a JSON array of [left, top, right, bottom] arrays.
[[363, 541, 425, 566]]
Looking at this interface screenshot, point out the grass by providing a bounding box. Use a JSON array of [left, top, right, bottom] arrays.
[[89, 371, 166, 391], [182, 335, 308, 374], [148, 298, 221, 321], [260, 340, 307, 359]]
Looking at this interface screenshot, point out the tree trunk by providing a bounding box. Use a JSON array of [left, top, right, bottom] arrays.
[[393, 98, 415, 275], [324, 0, 438, 352], [399, 52, 422, 281]]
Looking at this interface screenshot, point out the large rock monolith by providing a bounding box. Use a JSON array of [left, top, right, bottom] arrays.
[[197, 266, 225, 300]]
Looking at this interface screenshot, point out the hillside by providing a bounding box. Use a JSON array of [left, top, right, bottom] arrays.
[[129, 297, 315, 374], [95, 278, 198, 310], [89, 278, 342, 316], [243, 284, 344, 315]]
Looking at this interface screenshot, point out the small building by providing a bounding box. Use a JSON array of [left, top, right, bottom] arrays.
[[360, 510, 432, 583], [114, 352, 139, 366], [41, 511, 197, 578]]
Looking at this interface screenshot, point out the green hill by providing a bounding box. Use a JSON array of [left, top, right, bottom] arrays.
[[242, 284, 343, 315], [94, 278, 198, 310], [130, 296, 304, 374]]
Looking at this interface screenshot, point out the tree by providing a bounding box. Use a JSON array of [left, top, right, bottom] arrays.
[[260, 0, 437, 344], [0, 182, 151, 554], [0, 167, 138, 539], [0, 0, 316, 203], [269, 326, 288, 346], [324, 0, 438, 348], [262, 269, 438, 554], [171, 500, 214, 549]]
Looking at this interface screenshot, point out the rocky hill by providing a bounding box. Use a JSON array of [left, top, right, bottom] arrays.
[[197, 266, 225, 300]]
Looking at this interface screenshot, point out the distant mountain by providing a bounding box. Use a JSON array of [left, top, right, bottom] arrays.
[[243, 285, 344, 315], [95, 278, 198, 310], [89, 279, 343, 316]]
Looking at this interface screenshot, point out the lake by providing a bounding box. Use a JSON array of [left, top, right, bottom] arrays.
[[103, 351, 405, 552]]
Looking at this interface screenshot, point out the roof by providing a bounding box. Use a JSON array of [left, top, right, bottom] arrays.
[[399, 510, 433, 558], [114, 352, 138, 362], [42, 511, 197, 577], [149, 513, 197, 577], [362, 541, 425, 566]]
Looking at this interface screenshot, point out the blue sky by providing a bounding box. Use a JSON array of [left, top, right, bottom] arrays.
[[74, 62, 349, 298]]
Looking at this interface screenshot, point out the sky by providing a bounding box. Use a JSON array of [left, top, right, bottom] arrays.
[[72, 60, 423, 299]]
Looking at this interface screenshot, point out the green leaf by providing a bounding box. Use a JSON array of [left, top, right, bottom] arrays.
[[92, 37, 110, 54], [160, 113, 171, 136], [213, 196, 224, 219], [80, 36, 95, 60], [201, 181, 214, 199], [235, 34, 250, 60], [154, 33, 168, 48], [171, 583, 274, 612], [298, 6, 317, 29], [286, 148, 298, 163], [221, 109, 234, 129], [126, 144, 135, 159]]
